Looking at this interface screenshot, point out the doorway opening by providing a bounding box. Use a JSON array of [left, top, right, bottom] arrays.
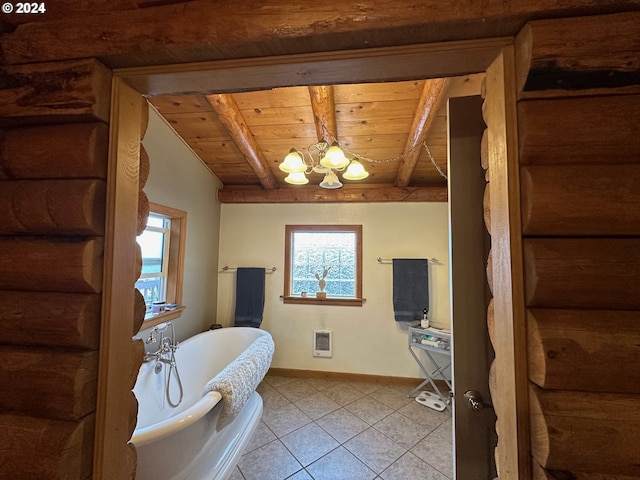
[[101, 39, 524, 479]]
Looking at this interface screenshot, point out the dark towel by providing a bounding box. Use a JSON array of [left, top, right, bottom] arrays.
[[393, 259, 429, 322], [234, 267, 265, 328]]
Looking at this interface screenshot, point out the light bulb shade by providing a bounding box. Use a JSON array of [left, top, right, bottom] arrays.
[[320, 142, 350, 169], [342, 160, 369, 180], [284, 171, 309, 185], [279, 149, 306, 173], [319, 170, 343, 189]]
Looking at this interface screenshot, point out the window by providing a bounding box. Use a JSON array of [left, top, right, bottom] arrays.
[[283, 225, 363, 306], [135, 203, 186, 324]]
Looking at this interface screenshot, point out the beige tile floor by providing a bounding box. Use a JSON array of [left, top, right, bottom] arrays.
[[229, 374, 452, 480]]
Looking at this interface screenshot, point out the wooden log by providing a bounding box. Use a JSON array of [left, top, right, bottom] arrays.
[[486, 248, 493, 296], [0, 346, 98, 420], [0, 237, 104, 293], [308, 85, 337, 143], [483, 182, 491, 235], [0, 413, 94, 480], [518, 95, 640, 165], [528, 309, 640, 393], [205, 93, 278, 190], [533, 460, 640, 480], [139, 97, 150, 140], [395, 78, 449, 187], [516, 12, 640, 99], [133, 288, 146, 336], [218, 184, 448, 203], [529, 384, 640, 476], [139, 144, 150, 188], [523, 238, 640, 310], [487, 298, 495, 351], [0, 291, 100, 349], [489, 358, 500, 412], [0, 122, 109, 179], [480, 128, 489, 171], [0, 59, 111, 127], [126, 390, 139, 442], [0, 179, 106, 236], [137, 190, 149, 236], [521, 165, 640, 236], [125, 442, 137, 480], [0, 1, 626, 67]]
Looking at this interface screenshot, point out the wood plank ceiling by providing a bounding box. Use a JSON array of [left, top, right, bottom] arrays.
[[148, 73, 484, 203]]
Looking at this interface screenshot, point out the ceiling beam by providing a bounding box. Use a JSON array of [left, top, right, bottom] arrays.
[[395, 78, 450, 187], [308, 86, 337, 143], [205, 93, 278, 190], [218, 184, 448, 203]]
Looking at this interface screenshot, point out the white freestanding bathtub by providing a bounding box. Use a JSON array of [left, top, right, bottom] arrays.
[[132, 327, 273, 480]]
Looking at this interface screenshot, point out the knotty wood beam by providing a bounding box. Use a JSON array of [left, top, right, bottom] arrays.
[[308, 86, 337, 143], [529, 384, 640, 476], [205, 94, 278, 190], [0, 59, 111, 127], [218, 184, 447, 203], [523, 238, 640, 310], [527, 309, 640, 393], [515, 11, 640, 99], [395, 78, 449, 187], [1, 1, 634, 68]]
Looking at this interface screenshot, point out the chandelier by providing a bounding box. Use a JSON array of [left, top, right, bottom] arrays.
[[278, 136, 369, 189], [278, 124, 447, 189]]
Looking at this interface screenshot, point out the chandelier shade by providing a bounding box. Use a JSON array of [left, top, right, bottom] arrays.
[[343, 160, 370, 180], [284, 171, 309, 185], [319, 170, 343, 189], [319, 142, 350, 169], [279, 149, 307, 173]]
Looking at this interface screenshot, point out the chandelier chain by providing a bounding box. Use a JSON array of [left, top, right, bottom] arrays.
[[319, 123, 448, 179]]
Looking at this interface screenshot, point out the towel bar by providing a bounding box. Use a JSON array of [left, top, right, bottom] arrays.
[[220, 266, 276, 273], [377, 257, 439, 264]]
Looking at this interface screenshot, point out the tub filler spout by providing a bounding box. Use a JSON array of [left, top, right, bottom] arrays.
[[132, 327, 274, 480]]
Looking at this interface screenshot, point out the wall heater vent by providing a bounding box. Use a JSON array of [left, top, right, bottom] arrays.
[[313, 330, 333, 357]]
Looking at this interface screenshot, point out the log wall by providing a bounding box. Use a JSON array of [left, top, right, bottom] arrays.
[[1, 3, 639, 479], [0, 59, 141, 479], [514, 12, 640, 478]]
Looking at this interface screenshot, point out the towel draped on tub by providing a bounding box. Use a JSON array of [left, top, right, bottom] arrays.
[[205, 335, 275, 429]]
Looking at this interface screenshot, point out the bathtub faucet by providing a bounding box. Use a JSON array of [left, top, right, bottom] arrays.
[[143, 322, 179, 363]]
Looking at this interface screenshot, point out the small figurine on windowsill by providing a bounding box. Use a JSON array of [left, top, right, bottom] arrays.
[[315, 267, 330, 299]]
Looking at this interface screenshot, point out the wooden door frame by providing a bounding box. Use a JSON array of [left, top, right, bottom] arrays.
[[100, 38, 527, 478]]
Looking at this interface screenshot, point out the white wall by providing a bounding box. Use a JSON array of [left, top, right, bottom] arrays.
[[141, 106, 223, 341], [217, 202, 450, 378]]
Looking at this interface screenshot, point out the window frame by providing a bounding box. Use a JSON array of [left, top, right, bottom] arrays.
[[138, 202, 187, 328], [283, 224, 363, 307]]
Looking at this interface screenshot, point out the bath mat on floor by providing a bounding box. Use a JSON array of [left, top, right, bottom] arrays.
[[415, 390, 447, 412]]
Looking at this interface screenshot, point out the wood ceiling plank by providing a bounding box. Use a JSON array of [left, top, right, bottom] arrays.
[[336, 99, 422, 123], [334, 81, 425, 103], [236, 105, 315, 126], [148, 95, 213, 114], [248, 123, 322, 140], [191, 141, 244, 164], [231, 86, 312, 109], [337, 119, 414, 136], [162, 112, 231, 141]]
